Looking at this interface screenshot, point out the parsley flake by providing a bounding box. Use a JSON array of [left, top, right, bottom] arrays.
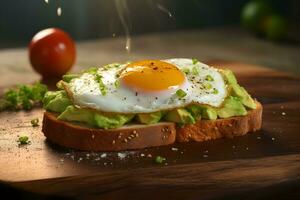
[[203, 82, 212, 90], [192, 66, 200, 75], [31, 118, 39, 127], [192, 58, 199, 65], [155, 156, 166, 164], [95, 74, 107, 96], [213, 88, 219, 94], [205, 75, 214, 81], [114, 79, 120, 88], [176, 89, 187, 99], [182, 68, 190, 75], [18, 135, 30, 145]]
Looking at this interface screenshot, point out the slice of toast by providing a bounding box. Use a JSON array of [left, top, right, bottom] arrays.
[[176, 101, 262, 142], [42, 101, 262, 151], [42, 112, 176, 151]]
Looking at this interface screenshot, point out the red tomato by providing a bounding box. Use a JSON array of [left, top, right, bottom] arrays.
[[29, 28, 76, 78]]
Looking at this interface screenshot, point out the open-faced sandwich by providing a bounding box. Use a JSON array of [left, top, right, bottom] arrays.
[[42, 58, 262, 151]]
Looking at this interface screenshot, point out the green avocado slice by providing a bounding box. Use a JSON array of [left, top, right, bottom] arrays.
[[217, 96, 247, 118]]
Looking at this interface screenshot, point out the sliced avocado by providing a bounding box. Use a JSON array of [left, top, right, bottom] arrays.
[[200, 106, 218, 120], [58, 105, 95, 125], [43, 91, 72, 113], [217, 96, 247, 118], [94, 113, 134, 129], [230, 84, 256, 109], [221, 69, 237, 85], [164, 108, 195, 124], [136, 111, 162, 124], [186, 105, 217, 120], [186, 105, 202, 120], [58, 105, 134, 129]]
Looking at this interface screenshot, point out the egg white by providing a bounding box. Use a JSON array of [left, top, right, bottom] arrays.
[[67, 58, 227, 113]]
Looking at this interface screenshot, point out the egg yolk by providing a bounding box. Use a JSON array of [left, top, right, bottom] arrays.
[[120, 60, 185, 92]]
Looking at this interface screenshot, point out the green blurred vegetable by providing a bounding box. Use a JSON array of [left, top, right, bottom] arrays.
[[241, 0, 288, 41], [241, 0, 272, 33], [263, 14, 287, 40], [0, 82, 48, 111]]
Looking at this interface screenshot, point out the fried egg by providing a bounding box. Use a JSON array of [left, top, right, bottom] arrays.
[[67, 58, 227, 113]]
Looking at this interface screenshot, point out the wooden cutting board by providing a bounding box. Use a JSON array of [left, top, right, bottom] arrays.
[[1, 61, 300, 199]]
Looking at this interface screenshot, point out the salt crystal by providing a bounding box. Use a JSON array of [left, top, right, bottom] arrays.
[[118, 153, 126, 159]]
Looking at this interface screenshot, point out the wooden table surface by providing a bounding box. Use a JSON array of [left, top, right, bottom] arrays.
[[0, 29, 300, 199]]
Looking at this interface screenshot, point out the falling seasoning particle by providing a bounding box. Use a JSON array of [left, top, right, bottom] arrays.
[[60, 158, 64, 163], [117, 153, 126, 159], [57, 7, 62, 16], [232, 145, 236, 149], [272, 137, 275, 141], [281, 112, 286, 116], [100, 153, 107, 158], [44, 0, 49, 3], [203, 155, 208, 158], [257, 136, 261, 140], [171, 147, 178, 151], [246, 147, 249, 150]]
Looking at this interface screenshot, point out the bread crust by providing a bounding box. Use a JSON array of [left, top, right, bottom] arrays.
[[42, 112, 176, 151], [42, 101, 262, 151], [176, 101, 262, 142]]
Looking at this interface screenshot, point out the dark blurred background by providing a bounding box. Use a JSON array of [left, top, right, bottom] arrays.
[[0, 0, 299, 48]]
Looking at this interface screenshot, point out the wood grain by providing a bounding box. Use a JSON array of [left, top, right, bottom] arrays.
[[11, 154, 300, 200], [0, 60, 300, 199]]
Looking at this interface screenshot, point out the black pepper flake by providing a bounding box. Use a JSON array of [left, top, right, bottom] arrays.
[[153, 67, 158, 70], [155, 97, 158, 100], [150, 62, 154, 65], [135, 92, 138, 96]]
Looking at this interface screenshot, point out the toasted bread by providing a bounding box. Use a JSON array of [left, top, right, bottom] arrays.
[[176, 101, 262, 142], [42, 101, 262, 151], [42, 112, 176, 151]]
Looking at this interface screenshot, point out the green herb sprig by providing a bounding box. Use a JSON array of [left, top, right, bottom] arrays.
[[95, 74, 107, 96], [155, 156, 166, 164], [0, 82, 48, 111]]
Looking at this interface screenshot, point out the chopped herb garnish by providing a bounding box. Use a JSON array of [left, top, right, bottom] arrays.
[[114, 79, 120, 88], [203, 82, 212, 90], [62, 74, 79, 83], [155, 156, 166, 164], [103, 63, 121, 70], [182, 68, 190, 75], [31, 118, 39, 127], [213, 88, 219, 94], [205, 75, 214, 81], [0, 82, 47, 111], [192, 58, 199, 65], [192, 66, 200, 75], [18, 135, 30, 145], [83, 67, 98, 74], [176, 89, 187, 99], [95, 74, 107, 96]]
